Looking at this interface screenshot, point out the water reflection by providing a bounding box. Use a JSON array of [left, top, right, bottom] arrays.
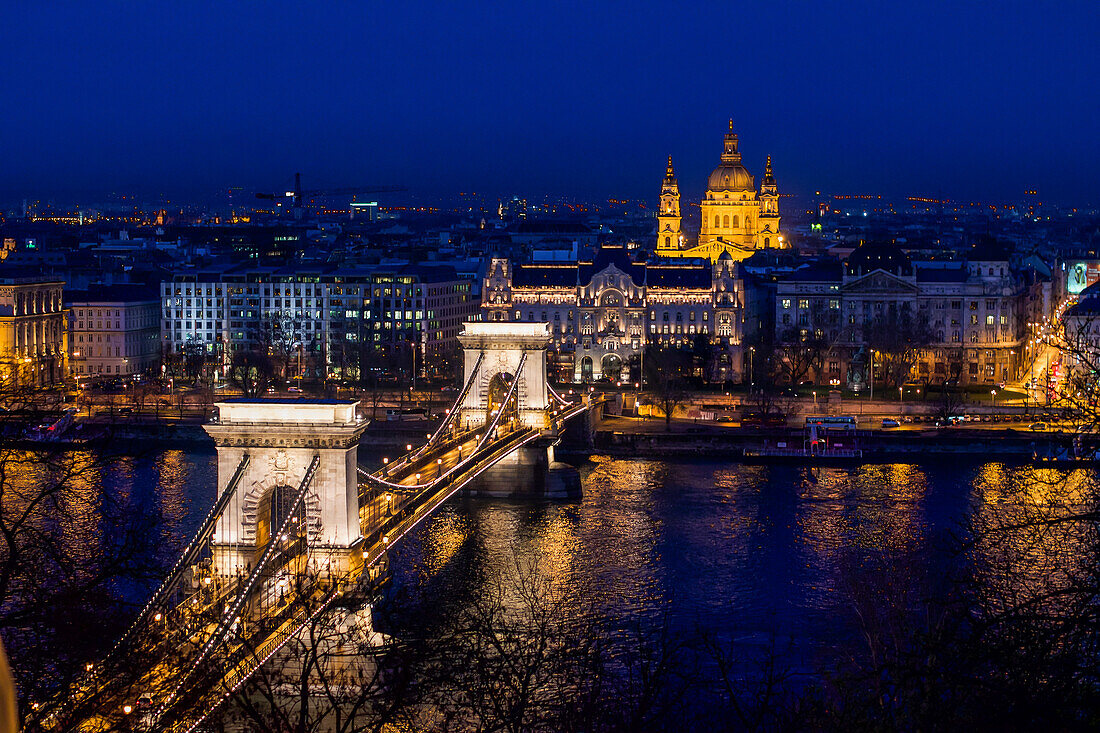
[[110, 450, 1099, 677]]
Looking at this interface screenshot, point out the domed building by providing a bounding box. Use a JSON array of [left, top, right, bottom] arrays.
[[656, 121, 783, 263]]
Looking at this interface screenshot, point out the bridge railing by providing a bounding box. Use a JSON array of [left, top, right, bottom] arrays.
[[362, 427, 542, 570]]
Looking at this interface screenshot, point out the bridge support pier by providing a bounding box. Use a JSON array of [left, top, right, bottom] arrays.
[[466, 441, 581, 499]]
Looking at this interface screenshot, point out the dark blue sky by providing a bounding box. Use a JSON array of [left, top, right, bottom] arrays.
[[3, 1, 1099, 205]]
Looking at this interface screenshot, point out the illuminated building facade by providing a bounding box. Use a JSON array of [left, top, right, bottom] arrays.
[[68, 285, 161, 379], [161, 263, 476, 381], [774, 243, 1028, 387], [0, 272, 67, 387], [656, 121, 783, 263], [482, 244, 743, 382]]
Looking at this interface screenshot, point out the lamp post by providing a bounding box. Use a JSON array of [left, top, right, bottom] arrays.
[[991, 389, 997, 409], [869, 350, 874, 401], [898, 385, 903, 402], [748, 346, 755, 390]]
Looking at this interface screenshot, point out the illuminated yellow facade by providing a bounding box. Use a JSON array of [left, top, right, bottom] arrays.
[[0, 276, 68, 387], [656, 121, 783, 263]]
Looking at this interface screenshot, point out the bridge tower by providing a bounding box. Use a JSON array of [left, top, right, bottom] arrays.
[[458, 321, 552, 430], [455, 322, 581, 498], [204, 399, 368, 577]]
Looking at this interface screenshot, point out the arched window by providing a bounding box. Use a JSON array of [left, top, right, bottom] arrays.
[[763, 237, 770, 247], [714, 215, 720, 228], [664, 236, 670, 247], [731, 215, 739, 228], [723, 215, 729, 227]]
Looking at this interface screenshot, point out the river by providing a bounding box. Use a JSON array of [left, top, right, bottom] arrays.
[[117, 446, 1092, 683]]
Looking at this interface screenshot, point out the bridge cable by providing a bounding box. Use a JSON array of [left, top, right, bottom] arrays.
[[546, 382, 572, 406], [153, 454, 321, 726], [420, 351, 484, 451], [180, 407, 596, 731], [51, 452, 253, 720]]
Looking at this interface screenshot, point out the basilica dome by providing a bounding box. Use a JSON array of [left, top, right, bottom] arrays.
[[706, 163, 755, 192]]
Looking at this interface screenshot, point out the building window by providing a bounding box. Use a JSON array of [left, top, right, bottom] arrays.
[[798, 299, 808, 309], [781, 299, 791, 309]]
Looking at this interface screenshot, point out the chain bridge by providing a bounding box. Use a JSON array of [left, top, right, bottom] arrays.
[[40, 322, 596, 732]]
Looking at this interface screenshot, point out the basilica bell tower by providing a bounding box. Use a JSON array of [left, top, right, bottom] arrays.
[[655, 155, 682, 254], [757, 154, 782, 249]]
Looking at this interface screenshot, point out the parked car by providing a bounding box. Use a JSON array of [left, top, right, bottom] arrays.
[[1029, 422, 1048, 431], [881, 418, 901, 428]]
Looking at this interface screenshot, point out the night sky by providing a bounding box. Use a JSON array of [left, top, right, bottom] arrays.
[[3, 1, 1099, 205]]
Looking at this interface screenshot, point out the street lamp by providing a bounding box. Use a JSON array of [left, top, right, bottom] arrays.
[[869, 350, 875, 401], [991, 389, 997, 408], [898, 386, 903, 402]]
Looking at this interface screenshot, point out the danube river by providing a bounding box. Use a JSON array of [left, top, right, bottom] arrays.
[[118, 445, 1088, 679]]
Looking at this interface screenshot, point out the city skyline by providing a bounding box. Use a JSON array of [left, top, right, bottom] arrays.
[[3, 2, 1099, 206]]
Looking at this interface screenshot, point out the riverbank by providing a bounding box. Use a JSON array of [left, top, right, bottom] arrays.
[[45, 412, 1086, 464], [587, 416, 1083, 461]]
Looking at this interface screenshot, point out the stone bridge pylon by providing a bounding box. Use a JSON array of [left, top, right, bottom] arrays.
[[204, 400, 368, 577], [457, 321, 553, 430]]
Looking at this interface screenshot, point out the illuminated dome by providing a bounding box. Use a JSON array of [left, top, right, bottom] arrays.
[[707, 163, 755, 192], [707, 120, 755, 192]]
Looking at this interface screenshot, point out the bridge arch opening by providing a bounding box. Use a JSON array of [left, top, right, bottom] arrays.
[[256, 480, 303, 551], [486, 371, 517, 423]]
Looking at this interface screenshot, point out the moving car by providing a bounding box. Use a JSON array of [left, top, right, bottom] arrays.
[[1029, 422, 1048, 431], [881, 418, 901, 428]]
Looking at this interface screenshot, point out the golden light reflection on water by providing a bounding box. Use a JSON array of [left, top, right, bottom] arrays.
[[970, 463, 1097, 615], [422, 512, 472, 576], [448, 457, 669, 621], [1, 449, 107, 566], [795, 463, 932, 608], [154, 449, 192, 537]]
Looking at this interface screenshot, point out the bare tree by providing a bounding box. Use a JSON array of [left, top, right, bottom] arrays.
[[643, 345, 690, 430], [229, 350, 275, 398], [863, 304, 936, 390]]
